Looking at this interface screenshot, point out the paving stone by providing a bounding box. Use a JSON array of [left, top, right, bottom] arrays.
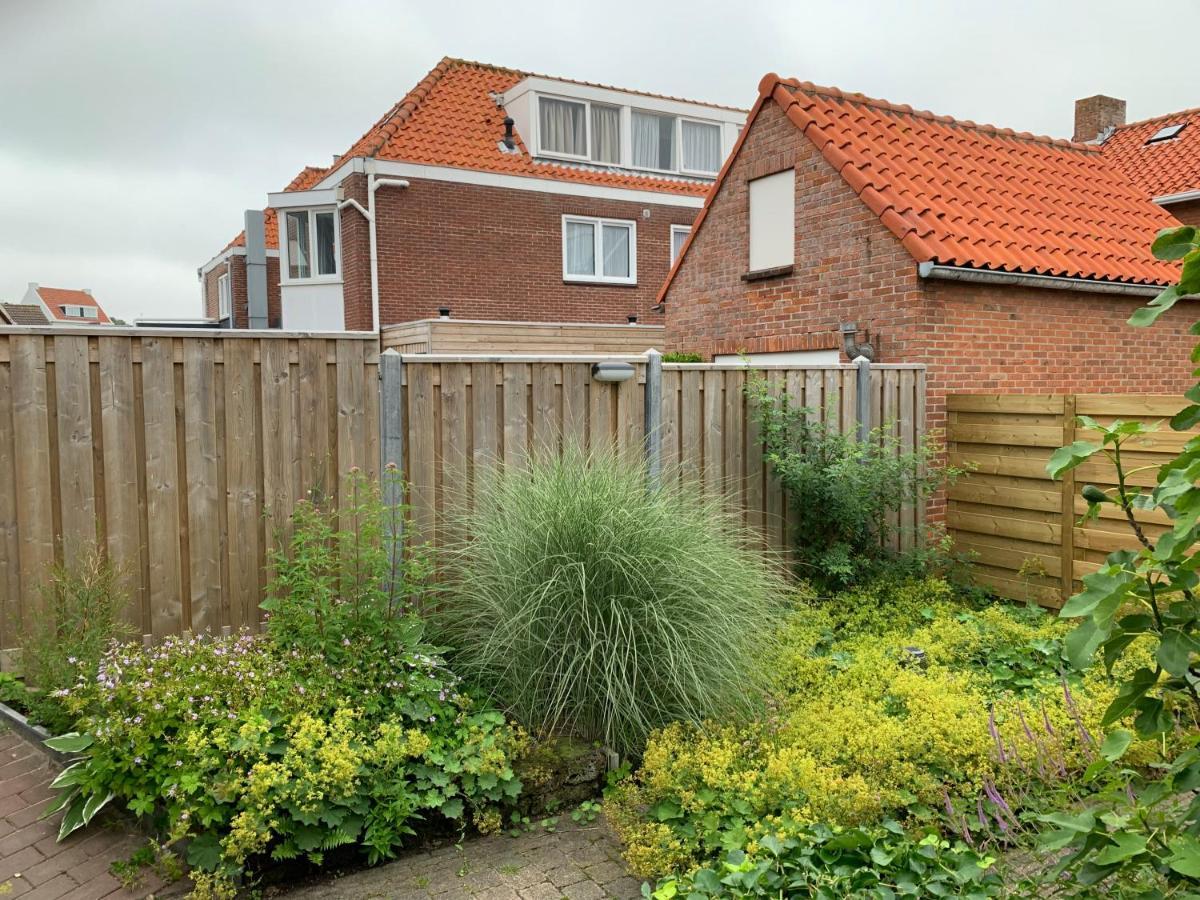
[[560, 882, 606, 900], [518, 884, 566, 900], [473, 886, 520, 900], [581, 861, 626, 884], [23, 873, 78, 900], [602, 876, 643, 898], [545, 865, 587, 888]]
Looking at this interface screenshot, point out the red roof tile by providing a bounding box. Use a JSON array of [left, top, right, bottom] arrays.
[[1101, 108, 1200, 199], [33, 286, 112, 324], [660, 75, 1181, 302], [225, 166, 329, 252]]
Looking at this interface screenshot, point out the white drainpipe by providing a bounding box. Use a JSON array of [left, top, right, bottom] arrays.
[[337, 169, 409, 333]]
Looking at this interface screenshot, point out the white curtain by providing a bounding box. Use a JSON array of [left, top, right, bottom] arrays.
[[315, 211, 337, 275], [286, 211, 311, 279], [540, 98, 586, 156], [671, 228, 690, 263], [565, 221, 595, 275], [591, 104, 620, 164], [602, 224, 630, 278], [682, 121, 721, 173], [633, 111, 674, 170]]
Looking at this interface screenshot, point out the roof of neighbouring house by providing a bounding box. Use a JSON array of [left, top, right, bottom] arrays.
[[1100, 107, 1200, 199], [0, 303, 49, 325], [661, 75, 1182, 301], [29, 286, 112, 324], [218, 57, 742, 255], [224, 165, 329, 252]]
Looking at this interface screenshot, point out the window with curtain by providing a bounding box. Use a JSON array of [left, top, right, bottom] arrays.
[[539, 97, 587, 157], [562, 216, 636, 284], [591, 103, 620, 164], [632, 110, 675, 170], [671, 226, 691, 264], [681, 120, 721, 173], [285, 208, 338, 281]]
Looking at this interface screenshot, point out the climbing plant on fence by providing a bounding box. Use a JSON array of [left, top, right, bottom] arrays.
[[1043, 225, 1200, 891]]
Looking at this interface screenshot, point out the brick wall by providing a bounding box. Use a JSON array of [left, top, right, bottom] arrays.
[[201, 254, 281, 328], [349, 175, 698, 328], [1166, 198, 1200, 228]]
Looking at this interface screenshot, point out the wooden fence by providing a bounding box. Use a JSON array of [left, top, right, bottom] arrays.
[[390, 356, 926, 558], [0, 328, 926, 653], [381, 319, 666, 355], [0, 329, 379, 656], [946, 393, 1196, 607]]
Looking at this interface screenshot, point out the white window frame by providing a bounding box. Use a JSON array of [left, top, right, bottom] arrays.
[[280, 207, 341, 286], [670, 224, 692, 264], [678, 117, 723, 177], [561, 215, 637, 286], [217, 272, 232, 320], [61, 305, 97, 319], [534, 93, 723, 178]]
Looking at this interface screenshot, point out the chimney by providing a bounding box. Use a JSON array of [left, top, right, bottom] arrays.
[[1074, 95, 1126, 143], [244, 210, 268, 329]]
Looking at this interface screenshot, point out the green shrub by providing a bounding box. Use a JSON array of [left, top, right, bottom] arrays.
[[646, 819, 1002, 899], [661, 351, 703, 363], [47, 471, 526, 897], [746, 373, 958, 588], [434, 448, 787, 758], [607, 577, 1140, 879], [23, 546, 133, 731]]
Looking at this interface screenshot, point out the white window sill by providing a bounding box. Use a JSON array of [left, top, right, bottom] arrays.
[[563, 276, 637, 287], [279, 278, 344, 287]]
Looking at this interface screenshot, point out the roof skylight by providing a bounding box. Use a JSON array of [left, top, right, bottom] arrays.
[[1146, 123, 1186, 144]]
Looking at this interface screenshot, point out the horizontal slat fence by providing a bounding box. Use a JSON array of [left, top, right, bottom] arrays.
[[947, 393, 1196, 607], [395, 358, 926, 558], [0, 329, 379, 658]]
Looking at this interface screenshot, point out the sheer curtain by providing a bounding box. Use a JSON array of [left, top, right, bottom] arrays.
[[540, 98, 586, 156], [682, 121, 721, 173], [633, 111, 674, 170], [591, 104, 620, 164], [565, 221, 595, 275], [601, 224, 630, 278], [286, 211, 311, 279]]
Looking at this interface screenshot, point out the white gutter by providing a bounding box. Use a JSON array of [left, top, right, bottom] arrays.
[[1153, 189, 1200, 205], [916, 261, 1163, 297], [337, 171, 410, 333]]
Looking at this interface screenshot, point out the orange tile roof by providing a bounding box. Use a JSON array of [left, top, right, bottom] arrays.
[[220, 58, 737, 254], [34, 286, 112, 324], [1101, 108, 1200, 198], [660, 75, 1180, 302]]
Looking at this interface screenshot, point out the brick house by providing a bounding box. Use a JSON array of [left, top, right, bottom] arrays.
[[198, 58, 745, 332], [661, 74, 1198, 462], [17, 283, 113, 325]]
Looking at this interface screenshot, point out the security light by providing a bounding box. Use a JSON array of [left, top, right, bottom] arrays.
[[591, 361, 635, 383]]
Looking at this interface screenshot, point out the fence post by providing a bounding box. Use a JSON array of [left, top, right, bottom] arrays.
[[855, 356, 872, 442], [1059, 395, 1077, 606], [644, 349, 663, 489], [379, 349, 405, 559]]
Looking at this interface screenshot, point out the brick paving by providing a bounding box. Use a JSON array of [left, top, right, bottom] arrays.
[[0, 727, 167, 899], [279, 819, 642, 900]]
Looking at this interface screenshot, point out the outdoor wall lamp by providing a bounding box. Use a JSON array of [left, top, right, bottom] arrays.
[[591, 361, 635, 383]]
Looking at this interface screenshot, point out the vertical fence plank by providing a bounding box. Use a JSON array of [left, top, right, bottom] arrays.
[[764, 370, 786, 552], [502, 363, 529, 469], [680, 370, 702, 485], [1060, 395, 1077, 606], [299, 340, 331, 498], [0, 358, 19, 652], [703, 369, 723, 495], [223, 339, 258, 630], [260, 338, 296, 563], [724, 369, 745, 515], [440, 362, 469, 518], [472, 362, 500, 469], [54, 334, 96, 568], [184, 339, 220, 632], [407, 362, 436, 544], [98, 337, 143, 628], [660, 368, 680, 479], [531, 362, 559, 457], [561, 363, 589, 451], [336, 339, 367, 480], [743, 368, 764, 538], [898, 368, 916, 551], [141, 336, 182, 638]]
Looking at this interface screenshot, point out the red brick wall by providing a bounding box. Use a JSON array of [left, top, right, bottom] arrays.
[[351, 175, 698, 329], [201, 254, 281, 328], [339, 173, 374, 332]]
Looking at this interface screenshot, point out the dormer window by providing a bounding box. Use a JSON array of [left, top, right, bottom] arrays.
[[532, 92, 728, 177], [538, 96, 621, 164], [60, 304, 97, 319]]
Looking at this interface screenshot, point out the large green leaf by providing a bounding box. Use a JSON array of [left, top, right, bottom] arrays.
[[1174, 405, 1200, 432], [1151, 225, 1197, 261], [1036, 811, 1096, 832], [1091, 832, 1148, 865], [1157, 628, 1199, 676], [1166, 834, 1200, 878], [1130, 285, 1184, 327], [1065, 619, 1107, 671], [1048, 441, 1102, 479], [1101, 668, 1159, 727], [187, 832, 223, 871], [57, 793, 88, 841], [1099, 729, 1133, 762], [1061, 567, 1134, 622]]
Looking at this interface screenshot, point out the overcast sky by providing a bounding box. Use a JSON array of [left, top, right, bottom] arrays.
[[0, 0, 1193, 322]]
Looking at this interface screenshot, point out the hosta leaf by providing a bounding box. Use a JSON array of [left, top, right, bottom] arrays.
[[80, 791, 113, 825], [57, 793, 88, 841], [44, 732, 93, 754], [49, 761, 87, 790]]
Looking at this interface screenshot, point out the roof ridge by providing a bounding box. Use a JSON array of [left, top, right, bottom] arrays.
[[770, 75, 1099, 152], [356, 56, 459, 158], [1111, 105, 1200, 132]]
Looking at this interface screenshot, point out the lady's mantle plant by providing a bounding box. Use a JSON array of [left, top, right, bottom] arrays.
[[1041, 225, 1200, 891], [46, 470, 525, 898]]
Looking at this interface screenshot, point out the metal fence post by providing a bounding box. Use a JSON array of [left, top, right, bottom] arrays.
[[644, 349, 663, 489], [855, 355, 872, 443], [379, 349, 405, 556]]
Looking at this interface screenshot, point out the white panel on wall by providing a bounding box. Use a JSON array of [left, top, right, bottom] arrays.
[[748, 169, 796, 272]]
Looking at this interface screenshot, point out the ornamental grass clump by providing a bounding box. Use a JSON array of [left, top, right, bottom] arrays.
[[435, 448, 787, 758]]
